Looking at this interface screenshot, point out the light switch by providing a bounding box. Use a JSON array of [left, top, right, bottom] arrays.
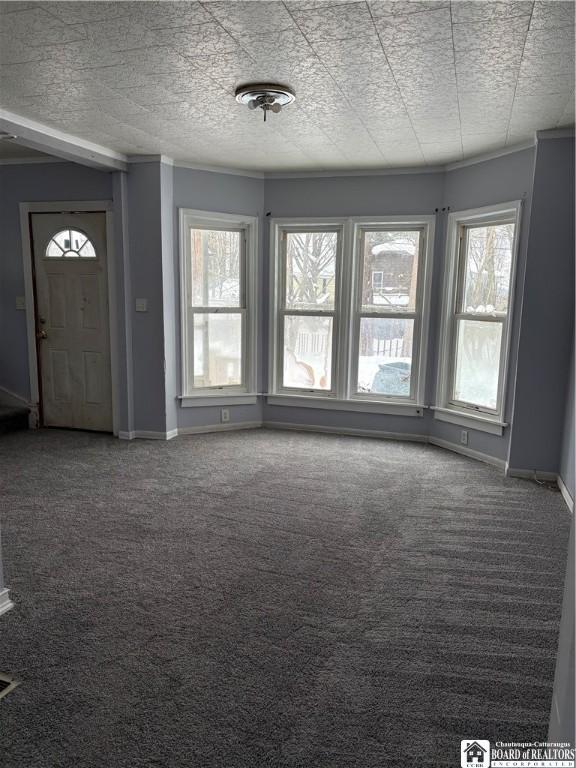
[[135, 298, 148, 312], [16, 296, 25, 310]]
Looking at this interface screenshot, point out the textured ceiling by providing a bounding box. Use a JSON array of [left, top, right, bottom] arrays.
[[0, 0, 574, 171]]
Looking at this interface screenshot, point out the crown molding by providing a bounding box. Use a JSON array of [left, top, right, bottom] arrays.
[[0, 109, 127, 171], [0, 155, 68, 166], [127, 154, 174, 166], [536, 127, 575, 140], [0, 116, 547, 180], [264, 165, 442, 178], [444, 139, 536, 171], [172, 159, 264, 179]]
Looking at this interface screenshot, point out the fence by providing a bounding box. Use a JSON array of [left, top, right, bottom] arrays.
[[373, 337, 412, 357]]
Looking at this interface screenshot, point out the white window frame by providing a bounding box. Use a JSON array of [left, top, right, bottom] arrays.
[[268, 216, 435, 416], [179, 209, 258, 407], [272, 222, 344, 399], [349, 220, 433, 407], [434, 201, 522, 435]]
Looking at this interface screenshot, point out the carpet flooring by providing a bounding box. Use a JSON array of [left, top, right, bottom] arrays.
[[0, 428, 571, 768]]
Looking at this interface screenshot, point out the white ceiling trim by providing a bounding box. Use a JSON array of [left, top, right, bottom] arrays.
[[127, 155, 265, 178], [0, 137, 540, 178], [536, 127, 575, 141], [127, 154, 174, 166], [264, 165, 443, 179], [0, 109, 128, 171], [170, 159, 265, 179], [0, 155, 66, 166], [444, 138, 536, 171]]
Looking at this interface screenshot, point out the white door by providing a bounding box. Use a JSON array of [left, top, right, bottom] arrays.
[[31, 212, 113, 432]]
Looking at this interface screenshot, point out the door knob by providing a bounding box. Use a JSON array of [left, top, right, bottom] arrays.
[[37, 329, 48, 340]]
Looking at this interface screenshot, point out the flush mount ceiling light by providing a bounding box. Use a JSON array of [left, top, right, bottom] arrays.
[[235, 83, 295, 122], [0, 131, 18, 140]]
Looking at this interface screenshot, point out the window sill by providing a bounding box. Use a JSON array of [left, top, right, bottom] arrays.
[[432, 406, 508, 436], [267, 394, 424, 417], [179, 394, 258, 407]]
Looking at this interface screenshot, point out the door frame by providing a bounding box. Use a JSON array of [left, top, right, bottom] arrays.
[[19, 200, 120, 436]]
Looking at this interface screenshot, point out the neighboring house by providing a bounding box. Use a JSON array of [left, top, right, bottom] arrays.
[[368, 246, 414, 308]]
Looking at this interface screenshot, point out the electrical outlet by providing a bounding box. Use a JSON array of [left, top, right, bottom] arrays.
[[221, 408, 230, 423], [460, 430, 468, 446]]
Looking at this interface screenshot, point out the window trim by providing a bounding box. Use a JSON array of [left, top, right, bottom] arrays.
[[349, 220, 434, 406], [179, 208, 258, 404], [435, 201, 522, 432], [268, 215, 435, 413], [276, 224, 344, 397]]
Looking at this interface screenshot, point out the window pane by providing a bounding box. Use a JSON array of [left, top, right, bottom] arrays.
[[361, 230, 420, 311], [190, 229, 241, 307], [357, 317, 414, 397], [462, 223, 514, 314], [285, 231, 337, 310], [453, 319, 503, 409], [46, 229, 94, 259], [283, 315, 332, 390], [193, 313, 242, 388], [79, 240, 96, 258]]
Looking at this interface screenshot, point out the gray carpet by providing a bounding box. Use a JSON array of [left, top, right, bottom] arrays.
[[0, 428, 571, 768]]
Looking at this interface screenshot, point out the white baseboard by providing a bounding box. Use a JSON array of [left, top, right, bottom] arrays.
[[506, 466, 559, 481], [0, 385, 30, 408], [428, 436, 506, 469], [557, 475, 574, 513], [0, 588, 14, 617], [262, 420, 428, 442], [119, 422, 262, 440], [114, 421, 569, 506], [118, 429, 178, 440], [0, 385, 38, 428], [178, 421, 262, 436]]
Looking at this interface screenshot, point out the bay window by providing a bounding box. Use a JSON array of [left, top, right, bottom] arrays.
[[269, 217, 434, 413]]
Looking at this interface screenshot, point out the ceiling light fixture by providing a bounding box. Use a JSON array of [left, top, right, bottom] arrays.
[[235, 83, 295, 122], [0, 132, 18, 140]]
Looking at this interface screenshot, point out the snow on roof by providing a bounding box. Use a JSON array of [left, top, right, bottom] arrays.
[[372, 242, 416, 256]]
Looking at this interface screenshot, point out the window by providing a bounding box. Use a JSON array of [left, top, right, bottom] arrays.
[[276, 227, 341, 394], [352, 228, 426, 402], [46, 229, 96, 258], [436, 202, 521, 431], [269, 217, 434, 412], [179, 210, 257, 403]]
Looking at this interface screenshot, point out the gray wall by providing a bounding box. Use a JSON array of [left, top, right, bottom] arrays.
[[559, 339, 575, 500], [429, 147, 536, 461], [508, 137, 575, 473], [126, 162, 168, 433], [262, 152, 537, 457], [262, 170, 443, 436], [172, 166, 265, 430], [548, 513, 575, 744], [0, 162, 112, 399], [0, 144, 572, 476]]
